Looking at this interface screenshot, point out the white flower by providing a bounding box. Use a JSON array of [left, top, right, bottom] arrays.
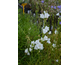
[[52, 44, 56, 48], [36, 43, 44, 50], [44, 35, 48, 41], [40, 13, 45, 19], [45, 26, 49, 31], [34, 45, 38, 50], [34, 42, 44, 50], [56, 13, 59, 16], [43, 29, 47, 34], [25, 48, 28, 53], [47, 40, 51, 44], [33, 13, 35, 17], [31, 41, 35, 45], [28, 10, 30, 14], [48, 38, 50, 41], [48, 31, 51, 34], [29, 48, 32, 52], [34, 39, 41, 44], [30, 44, 34, 48], [42, 26, 49, 34], [44, 11, 50, 18], [40, 11, 50, 19], [41, 37, 45, 41], [44, 13, 50, 18], [45, 26, 49, 30], [30, 41, 35, 48], [54, 30, 58, 34], [27, 52, 30, 55], [56, 59, 58, 62], [47, 38, 51, 44], [44, 11, 46, 14]]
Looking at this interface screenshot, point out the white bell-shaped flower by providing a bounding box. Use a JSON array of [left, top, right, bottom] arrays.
[[47, 40, 51, 44], [29, 48, 32, 52], [41, 37, 45, 41], [36, 43, 44, 50], [27, 52, 30, 55], [34, 39, 41, 44], [43, 29, 47, 34], [54, 30, 58, 34], [45, 26, 49, 31], [52, 43, 56, 48], [40, 11, 50, 19], [34, 44, 38, 50], [40, 13, 45, 19], [25, 48, 28, 53], [44, 35, 48, 41], [56, 13, 59, 16], [56, 59, 58, 62], [48, 31, 51, 34], [44, 12, 50, 18]]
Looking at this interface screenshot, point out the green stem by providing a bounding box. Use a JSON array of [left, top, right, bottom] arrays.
[[43, 19, 46, 28]]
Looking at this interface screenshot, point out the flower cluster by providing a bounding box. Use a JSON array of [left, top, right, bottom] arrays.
[[19, 0, 61, 64], [25, 26, 58, 55], [40, 11, 50, 19], [42, 26, 51, 34], [25, 39, 44, 55], [42, 26, 49, 34], [30, 39, 44, 50], [34, 42, 44, 50], [25, 48, 31, 55], [41, 35, 51, 44]]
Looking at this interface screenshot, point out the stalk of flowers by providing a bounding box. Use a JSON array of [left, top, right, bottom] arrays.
[[25, 26, 54, 55], [39, 11, 49, 37], [28, 0, 60, 47], [40, 11, 50, 27], [24, 26, 60, 64], [41, 26, 53, 46], [25, 39, 43, 55]]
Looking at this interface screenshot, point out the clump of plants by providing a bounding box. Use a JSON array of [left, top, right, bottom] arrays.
[[18, 0, 61, 65]]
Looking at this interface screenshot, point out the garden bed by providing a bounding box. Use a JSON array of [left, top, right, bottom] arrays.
[[18, 0, 61, 65]]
